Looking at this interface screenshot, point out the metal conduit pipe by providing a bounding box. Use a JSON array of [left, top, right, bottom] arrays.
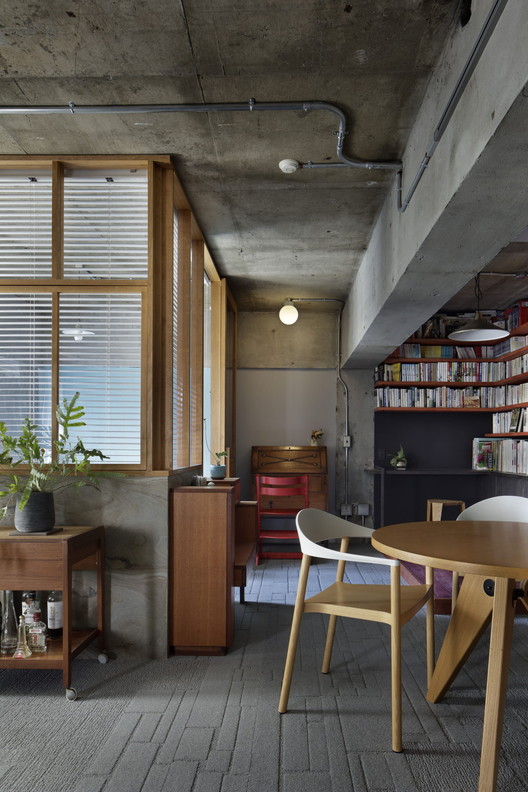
[[0, 0, 510, 207], [398, 0, 509, 213], [0, 97, 401, 174]]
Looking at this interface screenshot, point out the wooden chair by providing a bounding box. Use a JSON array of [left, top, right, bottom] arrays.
[[426, 498, 465, 522], [255, 474, 309, 565], [278, 508, 435, 752], [456, 495, 528, 611], [426, 498, 465, 611]]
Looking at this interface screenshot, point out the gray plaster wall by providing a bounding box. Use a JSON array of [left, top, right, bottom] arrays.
[[237, 310, 351, 515], [2, 472, 193, 660]]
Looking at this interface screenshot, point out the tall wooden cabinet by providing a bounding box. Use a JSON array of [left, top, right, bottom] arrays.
[[170, 485, 235, 655]]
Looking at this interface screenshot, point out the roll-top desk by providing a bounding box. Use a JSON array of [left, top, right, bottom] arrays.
[[251, 446, 328, 511]]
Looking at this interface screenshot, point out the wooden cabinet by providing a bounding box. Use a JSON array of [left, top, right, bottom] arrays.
[[170, 482, 257, 648], [251, 446, 328, 511], [170, 485, 235, 655], [0, 525, 105, 698]]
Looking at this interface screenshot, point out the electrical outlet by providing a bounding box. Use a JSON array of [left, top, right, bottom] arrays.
[[340, 503, 353, 516], [343, 435, 351, 448], [356, 503, 370, 516]]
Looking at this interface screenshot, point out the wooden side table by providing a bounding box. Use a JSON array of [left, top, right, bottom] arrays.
[[0, 525, 105, 699]]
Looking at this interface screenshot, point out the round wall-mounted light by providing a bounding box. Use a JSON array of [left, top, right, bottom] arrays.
[[279, 300, 299, 325]]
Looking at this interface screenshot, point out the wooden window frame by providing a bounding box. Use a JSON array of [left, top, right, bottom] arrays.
[[0, 155, 232, 475]]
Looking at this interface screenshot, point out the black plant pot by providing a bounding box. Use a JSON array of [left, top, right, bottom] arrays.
[[14, 491, 55, 533]]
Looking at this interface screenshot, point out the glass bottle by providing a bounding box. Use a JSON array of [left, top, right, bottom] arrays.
[[27, 611, 47, 653], [22, 590, 40, 627], [13, 614, 32, 658], [47, 591, 63, 639], [1, 591, 18, 654]]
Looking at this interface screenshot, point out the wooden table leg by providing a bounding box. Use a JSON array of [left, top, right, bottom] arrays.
[[427, 573, 493, 703], [478, 577, 515, 792]]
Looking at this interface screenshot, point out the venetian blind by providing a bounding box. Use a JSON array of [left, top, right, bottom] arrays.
[[63, 170, 148, 279], [0, 293, 52, 447], [172, 208, 183, 467], [59, 292, 142, 464], [0, 173, 52, 278]]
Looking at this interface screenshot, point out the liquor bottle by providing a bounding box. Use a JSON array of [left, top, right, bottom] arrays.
[[27, 611, 47, 653], [13, 614, 32, 658], [22, 591, 40, 627], [0, 591, 18, 654], [47, 591, 63, 639]]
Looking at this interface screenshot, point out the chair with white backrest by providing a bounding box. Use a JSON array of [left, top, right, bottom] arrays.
[[454, 495, 528, 609], [278, 508, 435, 753]]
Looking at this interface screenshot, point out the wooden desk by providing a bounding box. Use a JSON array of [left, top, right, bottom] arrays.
[[0, 525, 105, 698], [372, 519, 528, 792], [251, 445, 327, 511]]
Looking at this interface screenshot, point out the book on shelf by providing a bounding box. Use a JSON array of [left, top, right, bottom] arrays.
[[472, 438, 497, 470], [509, 407, 522, 432], [462, 388, 480, 408]]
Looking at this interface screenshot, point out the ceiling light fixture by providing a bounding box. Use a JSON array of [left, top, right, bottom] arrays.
[[447, 273, 509, 342], [61, 322, 95, 342], [278, 299, 299, 325]]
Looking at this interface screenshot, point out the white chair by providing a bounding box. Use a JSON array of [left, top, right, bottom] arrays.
[[454, 495, 528, 608], [278, 508, 435, 752]]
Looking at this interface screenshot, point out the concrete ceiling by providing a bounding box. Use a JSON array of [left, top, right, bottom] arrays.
[[0, 0, 478, 316]]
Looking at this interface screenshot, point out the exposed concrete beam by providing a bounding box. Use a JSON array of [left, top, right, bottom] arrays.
[[341, 0, 528, 369]]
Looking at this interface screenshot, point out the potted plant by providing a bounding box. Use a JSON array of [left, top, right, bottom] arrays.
[[210, 451, 228, 480], [389, 445, 408, 470], [0, 392, 110, 533]]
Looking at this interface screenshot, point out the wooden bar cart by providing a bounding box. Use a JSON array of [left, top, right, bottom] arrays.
[[0, 525, 106, 699]]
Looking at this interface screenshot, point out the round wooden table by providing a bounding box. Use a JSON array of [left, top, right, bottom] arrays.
[[372, 520, 528, 792]]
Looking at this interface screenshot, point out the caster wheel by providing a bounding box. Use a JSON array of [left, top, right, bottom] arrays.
[[65, 687, 78, 701], [97, 652, 108, 664]]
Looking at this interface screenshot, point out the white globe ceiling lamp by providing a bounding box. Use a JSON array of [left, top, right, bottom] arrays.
[[279, 299, 299, 325], [447, 273, 509, 343]]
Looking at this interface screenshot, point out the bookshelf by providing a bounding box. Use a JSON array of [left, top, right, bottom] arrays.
[[373, 315, 528, 526]]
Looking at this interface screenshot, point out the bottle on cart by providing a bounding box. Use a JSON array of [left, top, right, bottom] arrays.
[[0, 591, 18, 654], [46, 591, 63, 639], [13, 614, 32, 658], [27, 611, 47, 653], [22, 591, 40, 627]]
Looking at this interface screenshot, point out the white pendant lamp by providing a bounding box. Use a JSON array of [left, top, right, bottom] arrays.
[[448, 274, 509, 342]]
